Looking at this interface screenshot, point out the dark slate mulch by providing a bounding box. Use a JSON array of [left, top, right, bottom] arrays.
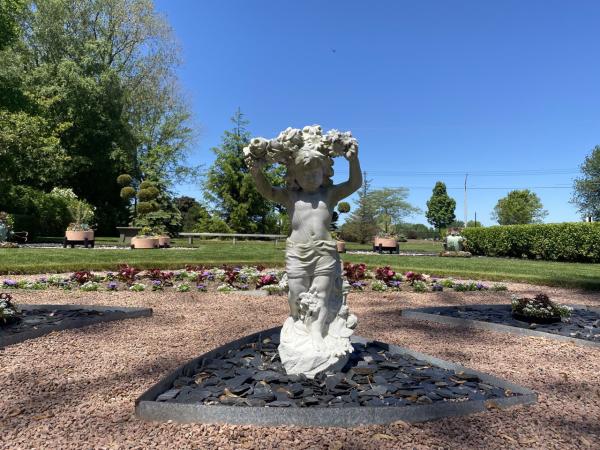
[[157, 331, 520, 408], [2, 308, 105, 335], [1, 305, 152, 346], [422, 305, 600, 343]]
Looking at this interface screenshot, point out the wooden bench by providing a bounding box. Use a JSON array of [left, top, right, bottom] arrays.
[[178, 232, 287, 246]]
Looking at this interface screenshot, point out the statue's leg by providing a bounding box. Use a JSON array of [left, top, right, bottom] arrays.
[[309, 275, 333, 350], [287, 276, 310, 320]]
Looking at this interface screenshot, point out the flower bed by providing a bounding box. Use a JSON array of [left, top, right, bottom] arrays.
[[511, 293, 572, 323], [1, 263, 508, 295]]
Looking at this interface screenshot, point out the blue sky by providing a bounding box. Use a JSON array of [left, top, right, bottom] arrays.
[[155, 0, 600, 225]]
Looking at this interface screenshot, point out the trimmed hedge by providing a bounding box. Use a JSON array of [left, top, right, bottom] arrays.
[[462, 223, 600, 263]]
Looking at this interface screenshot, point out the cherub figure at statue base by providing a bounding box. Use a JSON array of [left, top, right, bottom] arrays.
[[245, 125, 362, 379], [279, 264, 357, 378]]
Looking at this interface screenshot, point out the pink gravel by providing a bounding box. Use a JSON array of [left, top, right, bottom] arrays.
[[1, 281, 599, 449]]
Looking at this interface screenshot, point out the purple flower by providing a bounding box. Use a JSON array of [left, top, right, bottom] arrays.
[[107, 281, 118, 290], [476, 283, 488, 290], [152, 280, 162, 286], [351, 281, 366, 290], [388, 280, 402, 288], [202, 271, 214, 281], [432, 283, 443, 292], [3, 279, 17, 287], [38, 277, 47, 283], [239, 284, 249, 290], [196, 283, 207, 291]]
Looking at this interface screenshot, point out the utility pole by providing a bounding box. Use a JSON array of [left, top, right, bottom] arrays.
[[464, 173, 468, 226]]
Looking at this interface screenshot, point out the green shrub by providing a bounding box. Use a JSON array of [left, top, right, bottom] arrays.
[[120, 186, 136, 200], [137, 201, 157, 215], [138, 187, 160, 202], [117, 174, 133, 186], [0, 185, 72, 237], [462, 222, 600, 263]]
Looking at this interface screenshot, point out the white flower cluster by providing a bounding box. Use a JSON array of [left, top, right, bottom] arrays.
[[243, 125, 358, 166], [0, 294, 20, 324]]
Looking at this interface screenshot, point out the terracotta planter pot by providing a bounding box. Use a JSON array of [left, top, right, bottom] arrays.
[[65, 230, 94, 241], [373, 237, 397, 248], [131, 237, 159, 249], [158, 236, 171, 247], [336, 240, 346, 253]]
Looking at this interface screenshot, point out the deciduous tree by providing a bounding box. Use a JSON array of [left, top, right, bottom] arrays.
[[572, 145, 600, 220], [492, 189, 547, 225]]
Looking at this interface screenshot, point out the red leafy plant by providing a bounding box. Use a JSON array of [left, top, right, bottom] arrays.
[[343, 263, 367, 283], [256, 274, 277, 289], [71, 270, 94, 285], [117, 264, 140, 284], [375, 266, 396, 285], [405, 271, 424, 285], [146, 269, 174, 285], [222, 265, 239, 286]]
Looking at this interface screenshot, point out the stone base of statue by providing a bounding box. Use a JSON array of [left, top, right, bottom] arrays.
[[278, 277, 358, 379]]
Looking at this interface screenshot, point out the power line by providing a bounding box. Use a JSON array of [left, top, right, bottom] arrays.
[[361, 168, 579, 177], [381, 185, 577, 190]]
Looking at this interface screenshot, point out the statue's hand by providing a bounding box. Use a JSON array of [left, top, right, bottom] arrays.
[[344, 144, 358, 161]]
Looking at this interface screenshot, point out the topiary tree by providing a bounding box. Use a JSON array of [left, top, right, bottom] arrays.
[[331, 202, 351, 233], [116, 174, 160, 225]]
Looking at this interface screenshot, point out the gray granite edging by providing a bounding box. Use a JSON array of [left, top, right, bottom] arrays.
[[402, 305, 600, 349], [135, 327, 536, 427], [1, 304, 153, 347]]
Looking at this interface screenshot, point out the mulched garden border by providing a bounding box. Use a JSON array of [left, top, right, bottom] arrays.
[[402, 304, 600, 348], [135, 326, 536, 427], [1, 304, 153, 347]]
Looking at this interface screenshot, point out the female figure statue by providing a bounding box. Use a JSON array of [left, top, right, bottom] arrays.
[[245, 125, 362, 377]]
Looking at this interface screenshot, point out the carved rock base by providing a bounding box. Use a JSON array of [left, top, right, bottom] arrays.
[[278, 316, 354, 379]]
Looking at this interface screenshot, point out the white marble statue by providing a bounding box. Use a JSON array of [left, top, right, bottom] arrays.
[[245, 125, 362, 378]]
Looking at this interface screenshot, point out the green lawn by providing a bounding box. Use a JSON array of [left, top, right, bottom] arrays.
[[3, 239, 600, 290], [33, 236, 443, 253]]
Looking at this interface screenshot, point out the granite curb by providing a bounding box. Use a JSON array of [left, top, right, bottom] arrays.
[[135, 327, 536, 427]]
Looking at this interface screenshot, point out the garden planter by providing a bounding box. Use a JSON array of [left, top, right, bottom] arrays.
[[131, 237, 159, 249], [512, 312, 562, 324], [373, 237, 398, 254], [158, 236, 171, 248], [64, 230, 95, 248], [65, 230, 94, 241], [336, 240, 346, 253]]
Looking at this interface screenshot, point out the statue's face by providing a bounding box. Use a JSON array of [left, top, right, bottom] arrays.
[[296, 161, 324, 193]]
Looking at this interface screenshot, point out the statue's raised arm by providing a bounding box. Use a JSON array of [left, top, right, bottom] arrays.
[[330, 139, 362, 203]]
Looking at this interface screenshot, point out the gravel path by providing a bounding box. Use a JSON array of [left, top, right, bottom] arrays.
[[1, 282, 599, 449]]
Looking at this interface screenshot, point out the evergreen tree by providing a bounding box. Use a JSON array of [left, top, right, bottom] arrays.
[[340, 172, 379, 243], [425, 182, 456, 232], [204, 110, 279, 233]]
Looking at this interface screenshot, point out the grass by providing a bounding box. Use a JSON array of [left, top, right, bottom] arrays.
[[3, 238, 600, 290], [33, 237, 444, 252]]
